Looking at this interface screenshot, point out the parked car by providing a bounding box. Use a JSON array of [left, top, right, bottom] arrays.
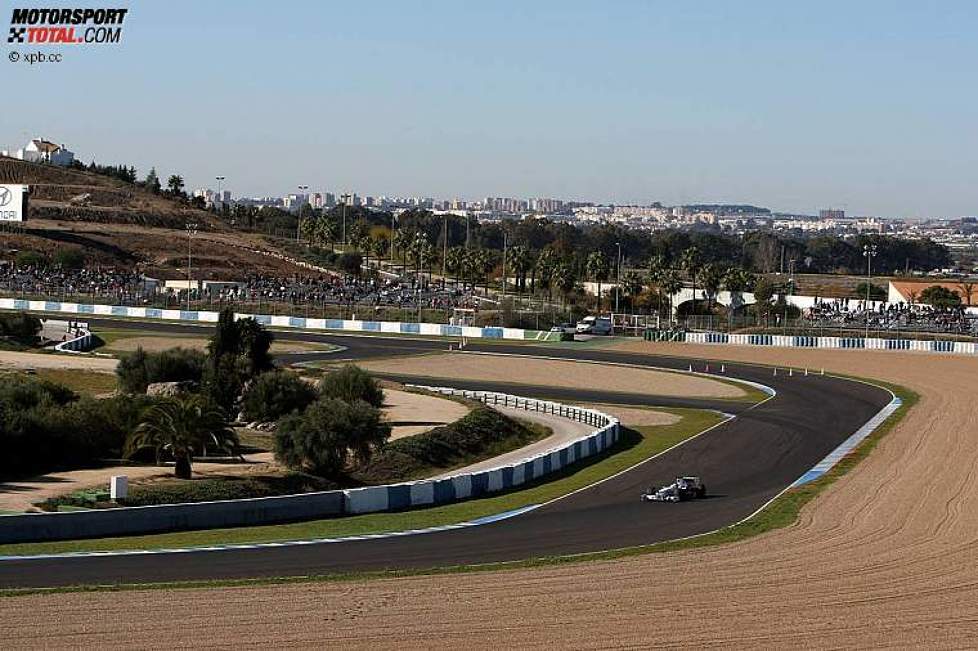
[[549, 323, 576, 341], [575, 315, 612, 335]]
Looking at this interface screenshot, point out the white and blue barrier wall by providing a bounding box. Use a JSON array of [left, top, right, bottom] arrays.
[[0, 389, 618, 543], [658, 329, 978, 355], [0, 297, 559, 346]]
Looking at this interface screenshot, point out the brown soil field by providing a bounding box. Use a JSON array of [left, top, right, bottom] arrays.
[[361, 352, 745, 399], [383, 388, 470, 440], [104, 335, 333, 355], [5, 344, 977, 648]]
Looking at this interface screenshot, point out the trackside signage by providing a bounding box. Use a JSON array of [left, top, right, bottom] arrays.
[[0, 184, 27, 222]]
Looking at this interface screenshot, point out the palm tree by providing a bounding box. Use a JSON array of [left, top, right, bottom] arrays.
[[126, 396, 239, 479], [723, 267, 755, 315], [392, 229, 411, 272], [535, 249, 558, 302], [552, 263, 576, 309], [698, 263, 726, 313], [621, 270, 645, 312], [445, 247, 466, 288], [680, 246, 702, 313], [586, 251, 609, 311], [507, 245, 531, 303], [659, 269, 683, 325]]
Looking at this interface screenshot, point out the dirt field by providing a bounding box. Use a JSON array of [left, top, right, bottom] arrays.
[[361, 352, 745, 399], [383, 388, 470, 440], [5, 344, 978, 648], [103, 335, 334, 355], [0, 350, 117, 372]]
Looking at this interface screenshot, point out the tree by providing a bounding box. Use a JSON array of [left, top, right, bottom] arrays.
[[315, 217, 337, 252], [166, 174, 185, 197], [620, 270, 644, 312], [680, 246, 702, 309], [144, 167, 161, 193], [920, 285, 962, 308], [534, 248, 558, 301], [658, 269, 683, 323], [116, 346, 206, 394], [552, 263, 576, 308], [507, 245, 531, 299], [585, 251, 609, 311], [752, 276, 776, 317], [126, 395, 239, 479], [956, 280, 977, 306], [241, 370, 317, 422], [52, 247, 85, 271], [274, 398, 390, 477], [203, 309, 274, 412], [697, 263, 726, 313], [318, 364, 384, 408]]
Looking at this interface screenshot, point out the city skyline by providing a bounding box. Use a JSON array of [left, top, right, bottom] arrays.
[[4, 1, 978, 217]]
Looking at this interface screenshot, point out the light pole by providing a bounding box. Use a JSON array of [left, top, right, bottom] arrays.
[[341, 193, 350, 247], [863, 244, 878, 337], [215, 176, 225, 212], [295, 185, 308, 242], [442, 213, 448, 289], [186, 222, 198, 311], [615, 241, 622, 313], [502, 231, 508, 298]]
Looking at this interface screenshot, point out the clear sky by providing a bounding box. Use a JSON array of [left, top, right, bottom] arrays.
[[4, 1, 977, 217]]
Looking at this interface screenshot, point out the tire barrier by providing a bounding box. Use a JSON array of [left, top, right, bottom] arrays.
[[0, 389, 618, 543], [644, 329, 978, 355], [0, 298, 561, 343]]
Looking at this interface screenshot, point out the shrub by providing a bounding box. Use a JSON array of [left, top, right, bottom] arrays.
[[117, 473, 338, 507], [52, 247, 86, 270], [241, 370, 317, 422], [14, 250, 47, 268], [353, 407, 542, 484], [275, 398, 390, 477], [0, 312, 42, 344], [318, 364, 384, 408], [337, 252, 363, 276], [116, 346, 206, 393], [920, 285, 962, 308]]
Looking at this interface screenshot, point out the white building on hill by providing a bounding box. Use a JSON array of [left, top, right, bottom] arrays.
[[1, 138, 75, 166]]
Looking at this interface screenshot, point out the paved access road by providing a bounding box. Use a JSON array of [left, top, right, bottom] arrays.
[[0, 321, 892, 588]]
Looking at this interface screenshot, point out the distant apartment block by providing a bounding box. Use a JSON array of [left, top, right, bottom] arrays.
[[2, 138, 75, 166]]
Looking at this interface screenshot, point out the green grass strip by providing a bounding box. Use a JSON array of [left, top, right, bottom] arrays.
[[0, 408, 720, 558]]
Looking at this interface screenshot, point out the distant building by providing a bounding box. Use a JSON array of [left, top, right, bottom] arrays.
[[819, 209, 845, 220], [2, 138, 75, 166]]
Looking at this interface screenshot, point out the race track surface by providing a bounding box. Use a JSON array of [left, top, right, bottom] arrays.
[[0, 321, 892, 588]]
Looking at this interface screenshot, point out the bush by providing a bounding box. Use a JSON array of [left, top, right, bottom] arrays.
[[241, 370, 317, 422], [318, 364, 384, 408], [116, 346, 206, 393], [14, 250, 47, 268], [0, 312, 41, 344], [353, 407, 544, 484], [118, 473, 338, 507], [0, 375, 157, 480], [275, 398, 390, 477], [52, 247, 86, 271], [854, 281, 887, 301], [920, 285, 962, 308], [337, 252, 363, 276]]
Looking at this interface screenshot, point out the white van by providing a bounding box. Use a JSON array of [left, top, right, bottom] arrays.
[[575, 315, 612, 335]]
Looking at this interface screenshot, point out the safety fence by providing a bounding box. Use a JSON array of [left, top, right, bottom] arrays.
[[645, 329, 978, 355], [0, 388, 618, 543], [0, 297, 560, 348]]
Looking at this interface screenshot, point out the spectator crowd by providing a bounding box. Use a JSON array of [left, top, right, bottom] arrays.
[[805, 298, 978, 336]]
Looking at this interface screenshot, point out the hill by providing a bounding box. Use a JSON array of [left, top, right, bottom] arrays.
[[0, 158, 319, 280]]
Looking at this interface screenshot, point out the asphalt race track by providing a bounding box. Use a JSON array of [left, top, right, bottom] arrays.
[[0, 320, 893, 588]]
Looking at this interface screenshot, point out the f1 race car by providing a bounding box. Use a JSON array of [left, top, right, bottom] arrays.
[[641, 476, 707, 502]]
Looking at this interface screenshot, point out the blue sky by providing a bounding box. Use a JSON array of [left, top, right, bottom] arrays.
[[3, 1, 977, 216]]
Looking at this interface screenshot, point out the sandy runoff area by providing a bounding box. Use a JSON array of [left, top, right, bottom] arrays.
[[103, 335, 332, 355], [361, 351, 745, 399], [6, 344, 977, 648]]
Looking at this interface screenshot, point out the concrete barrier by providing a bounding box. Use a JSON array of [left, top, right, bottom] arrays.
[[0, 297, 561, 343], [0, 490, 345, 544]]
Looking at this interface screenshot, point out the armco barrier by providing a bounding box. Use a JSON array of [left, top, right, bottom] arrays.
[[0, 388, 618, 543], [644, 328, 978, 356], [343, 387, 620, 514], [0, 298, 560, 343]]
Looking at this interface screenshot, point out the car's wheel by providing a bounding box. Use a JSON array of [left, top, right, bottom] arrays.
[[697, 485, 707, 498]]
